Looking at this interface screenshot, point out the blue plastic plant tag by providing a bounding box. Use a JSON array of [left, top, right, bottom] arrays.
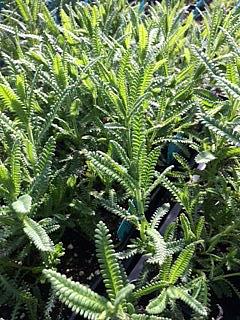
[[0, 0, 4, 11], [117, 199, 136, 242], [117, 220, 133, 242], [193, 0, 208, 19], [139, 0, 145, 13], [236, 0, 240, 11], [167, 133, 183, 164], [196, 0, 207, 9]]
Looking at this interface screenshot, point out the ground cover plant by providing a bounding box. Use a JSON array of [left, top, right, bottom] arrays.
[[0, 0, 240, 319]]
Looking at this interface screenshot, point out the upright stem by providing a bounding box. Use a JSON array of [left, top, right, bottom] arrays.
[[125, 119, 132, 160], [27, 121, 34, 145], [135, 187, 147, 241]]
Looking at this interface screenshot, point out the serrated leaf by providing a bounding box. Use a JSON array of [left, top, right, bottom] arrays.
[[12, 194, 32, 214], [195, 151, 216, 164], [95, 221, 125, 302], [139, 23, 148, 53], [169, 244, 195, 284], [23, 217, 53, 252], [146, 288, 168, 314], [43, 269, 108, 318], [167, 287, 207, 316], [0, 163, 10, 184]]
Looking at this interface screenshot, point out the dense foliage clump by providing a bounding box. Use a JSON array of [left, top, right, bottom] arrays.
[[0, 0, 239, 319]]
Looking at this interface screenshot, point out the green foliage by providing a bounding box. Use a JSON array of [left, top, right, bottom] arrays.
[[95, 221, 125, 302], [23, 216, 54, 252], [44, 221, 135, 319], [44, 269, 108, 319], [0, 0, 240, 318], [169, 244, 195, 284], [45, 221, 207, 319], [12, 194, 32, 214]]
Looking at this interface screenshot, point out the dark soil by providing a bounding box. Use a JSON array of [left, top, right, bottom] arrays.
[[0, 227, 99, 320], [49, 207, 121, 319], [50, 227, 101, 320]]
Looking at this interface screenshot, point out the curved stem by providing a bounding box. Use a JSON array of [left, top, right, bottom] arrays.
[[213, 272, 240, 281]]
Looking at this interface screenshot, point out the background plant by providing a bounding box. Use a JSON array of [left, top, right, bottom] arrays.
[[0, 0, 240, 319]]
